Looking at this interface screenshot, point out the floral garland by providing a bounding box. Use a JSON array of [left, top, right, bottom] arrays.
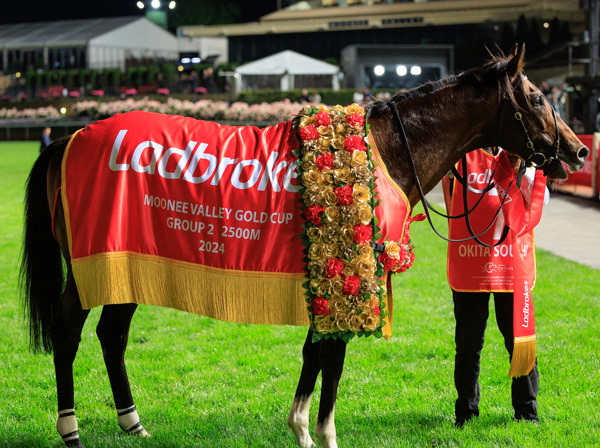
[[293, 104, 415, 343]]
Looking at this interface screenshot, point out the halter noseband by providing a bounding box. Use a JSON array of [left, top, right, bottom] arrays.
[[504, 75, 560, 167]]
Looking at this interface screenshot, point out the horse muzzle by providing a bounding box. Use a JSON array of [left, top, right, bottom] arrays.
[[543, 144, 590, 180], [563, 144, 590, 173]]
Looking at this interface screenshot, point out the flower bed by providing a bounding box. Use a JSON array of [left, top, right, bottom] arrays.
[[1, 98, 304, 124], [0, 106, 61, 120]]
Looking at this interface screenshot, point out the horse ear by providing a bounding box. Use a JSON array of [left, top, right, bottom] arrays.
[[507, 43, 526, 79]]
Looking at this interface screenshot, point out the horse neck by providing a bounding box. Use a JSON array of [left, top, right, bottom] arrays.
[[369, 90, 498, 208]]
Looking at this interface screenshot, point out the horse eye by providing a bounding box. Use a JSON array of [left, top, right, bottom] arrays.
[[533, 96, 544, 107]]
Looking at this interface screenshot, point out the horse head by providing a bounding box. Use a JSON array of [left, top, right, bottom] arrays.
[[496, 44, 589, 179]]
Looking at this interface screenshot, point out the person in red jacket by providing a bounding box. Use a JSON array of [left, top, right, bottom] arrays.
[[442, 147, 548, 427]]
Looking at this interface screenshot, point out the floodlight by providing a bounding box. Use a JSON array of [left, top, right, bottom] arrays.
[[396, 65, 407, 76], [410, 65, 421, 76], [374, 65, 385, 76], [136, 1, 144, 9]]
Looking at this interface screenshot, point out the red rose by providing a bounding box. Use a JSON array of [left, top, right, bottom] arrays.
[[398, 244, 408, 262], [395, 250, 415, 273], [346, 113, 365, 128], [326, 258, 345, 278], [316, 153, 334, 171], [344, 135, 367, 152], [343, 275, 360, 295], [353, 224, 372, 244], [315, 111, 331, 127], [373, 306, 381, 316], [300, 125, 320, 141], [311, 297, 331, 315], [305, 205, 325, 226], [379, 251, 398, 272], [334, 184, 353, 206]]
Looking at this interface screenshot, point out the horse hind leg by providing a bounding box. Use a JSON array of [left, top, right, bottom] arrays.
[[289, 330, 320, 448], [52, 270, 90, 447], [314, 337, 346, 448], [95, 303, 150, 438]]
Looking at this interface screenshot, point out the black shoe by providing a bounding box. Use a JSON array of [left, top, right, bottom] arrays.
[[455, 414, 475, 428], [515, 415, 539, 425]]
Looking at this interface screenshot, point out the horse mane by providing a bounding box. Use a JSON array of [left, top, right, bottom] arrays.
[[367, 49, 524, 118]]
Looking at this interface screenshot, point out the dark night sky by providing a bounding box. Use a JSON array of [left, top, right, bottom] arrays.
[[2, 0, 278, 25]]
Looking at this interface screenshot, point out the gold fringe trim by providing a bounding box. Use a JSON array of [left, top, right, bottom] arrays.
[[72, 253, 310, 327], [382, 272, 394, 340], [508, 336, 536, 378]]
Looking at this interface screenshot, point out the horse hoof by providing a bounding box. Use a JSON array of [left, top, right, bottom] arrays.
[[315, 423, 337, 448], [127, 426, 151, 438], [287, 420, 314, 448], [315, 435, 338, 448], [65, 438, 85, 448]]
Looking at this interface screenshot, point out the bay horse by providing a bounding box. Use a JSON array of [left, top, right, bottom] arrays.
[[20, 45, 588, 448]]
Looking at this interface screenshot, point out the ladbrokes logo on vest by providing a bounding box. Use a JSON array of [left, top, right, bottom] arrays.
[[466, 168, 512, 204]]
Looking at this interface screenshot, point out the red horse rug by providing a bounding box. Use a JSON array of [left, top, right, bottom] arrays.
[[61, 111, 410, 329]]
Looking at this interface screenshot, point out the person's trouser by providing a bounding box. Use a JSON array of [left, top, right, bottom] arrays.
[[453, 290, 539, 422]]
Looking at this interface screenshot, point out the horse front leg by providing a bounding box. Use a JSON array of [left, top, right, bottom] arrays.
[[96, 304, 150, 438], [289, 330, 321, 448], [52, 271, 90, 448], [315, 337, 346, 448]]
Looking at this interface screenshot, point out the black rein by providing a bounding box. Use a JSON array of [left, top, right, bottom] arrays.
[[386, 101, 513, 245]]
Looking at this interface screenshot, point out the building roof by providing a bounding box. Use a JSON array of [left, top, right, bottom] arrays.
[[0, 16, 142, 49], [179, 0, 585, 37]]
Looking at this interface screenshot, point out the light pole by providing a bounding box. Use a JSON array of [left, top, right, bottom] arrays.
[[136, 1, 176, 29]]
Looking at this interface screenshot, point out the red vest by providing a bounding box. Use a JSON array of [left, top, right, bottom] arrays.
[[444, 149, 545, 292]]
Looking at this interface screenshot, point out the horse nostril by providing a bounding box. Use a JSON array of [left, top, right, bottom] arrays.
[[578, 146, 590, 161]]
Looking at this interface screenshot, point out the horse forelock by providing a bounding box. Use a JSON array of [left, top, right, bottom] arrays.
[[477, 52, 529, 110]]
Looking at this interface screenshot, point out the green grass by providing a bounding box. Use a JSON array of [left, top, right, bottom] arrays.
[[0, 141, 599, 447]]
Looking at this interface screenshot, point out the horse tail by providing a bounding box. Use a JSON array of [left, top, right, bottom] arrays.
[[19, 140, 65, 354]]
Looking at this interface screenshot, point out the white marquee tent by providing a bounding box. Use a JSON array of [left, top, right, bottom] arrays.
[[235, 50, 339, 92], [0, 17, 178, 72]]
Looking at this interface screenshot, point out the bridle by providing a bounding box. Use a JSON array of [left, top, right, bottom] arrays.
[[384, 74, 558, 246], [501, 74, 561, 168]]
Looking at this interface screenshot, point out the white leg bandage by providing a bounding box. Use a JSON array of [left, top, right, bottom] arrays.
[[117, 405, 149, 437], [56, 409, 79, 443]]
